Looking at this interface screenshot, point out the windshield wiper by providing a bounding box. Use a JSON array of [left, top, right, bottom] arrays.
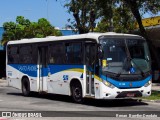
[[130, 58, 145, 77], [124, 39, 145, 77], [104, 70, 123, 78], [116, 72, 122, 78]]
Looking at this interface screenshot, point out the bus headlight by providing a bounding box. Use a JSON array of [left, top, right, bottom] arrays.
[[144, 80, 152, 87], [102, 80, 115, 88]]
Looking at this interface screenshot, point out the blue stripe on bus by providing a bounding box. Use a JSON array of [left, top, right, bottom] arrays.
[[101, 75, 152, 88], [9, 64, 84, 77], [9, 64, 38, 77], [48, 65, 84, 75]]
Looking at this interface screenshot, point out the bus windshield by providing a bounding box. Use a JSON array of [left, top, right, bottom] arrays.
[[99, 37, 151, 76]]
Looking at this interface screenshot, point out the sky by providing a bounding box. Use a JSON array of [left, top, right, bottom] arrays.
[[0, 0, 72, 29], [0, 0, 159, 29]]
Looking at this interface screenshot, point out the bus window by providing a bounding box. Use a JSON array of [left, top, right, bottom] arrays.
[[49, 43, 66, 64], [32, 44, 38, 64], [8, 46, 19, 64], [66, 43, 82, 64], [19, 45, 33, 64]]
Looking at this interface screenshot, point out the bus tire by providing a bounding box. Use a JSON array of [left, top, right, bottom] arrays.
[[22, 77, 30, 96], [71, 82, 83, 103]]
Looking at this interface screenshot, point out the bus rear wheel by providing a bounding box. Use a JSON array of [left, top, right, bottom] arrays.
[[71, 83, 83, 103], [22, 77, 30, 96]]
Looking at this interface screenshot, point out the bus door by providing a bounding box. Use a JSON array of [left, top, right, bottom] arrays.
[[85, 43, 96, 96], [38, 46, 48, 92]]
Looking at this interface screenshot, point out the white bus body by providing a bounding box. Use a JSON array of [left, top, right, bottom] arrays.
[[6, 32, 152, 102]]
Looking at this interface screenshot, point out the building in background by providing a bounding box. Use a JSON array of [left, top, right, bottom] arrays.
[[0, 27, 4, 50], [0, 27, 5, 78], [135, 16, 160, 83], [140, 16, 160, 83], [60, 29, 78, 36]]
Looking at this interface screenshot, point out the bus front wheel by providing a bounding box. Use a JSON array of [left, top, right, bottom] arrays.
[[22, 77, 30, 96], [71, 83, 83, 103]]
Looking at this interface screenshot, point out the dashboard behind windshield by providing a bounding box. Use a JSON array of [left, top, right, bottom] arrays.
[[99, 36, 151, 75]]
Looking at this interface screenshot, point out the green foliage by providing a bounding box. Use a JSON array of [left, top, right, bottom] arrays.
[[95, 1, 135, 33], [95, 0, 160, 34], [62, 0, 160, 34], [113, 4, 135, 33], [64, 0, 99, 33], [142, 91, 160, 100], [1, 16, 62, 45], [126, 0, 160, 15], [16, 16, 31, 26], [94, 19, 110, 32]]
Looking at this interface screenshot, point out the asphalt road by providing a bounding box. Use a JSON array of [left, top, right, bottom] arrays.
[[0, 86, 160, 120]]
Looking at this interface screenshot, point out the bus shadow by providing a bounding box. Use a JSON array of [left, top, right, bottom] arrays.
[[83, 98, 148, 107], [7, 92, 148, 107]]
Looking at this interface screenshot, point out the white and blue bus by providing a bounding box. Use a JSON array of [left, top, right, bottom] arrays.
[[6, 32, 152, 103]]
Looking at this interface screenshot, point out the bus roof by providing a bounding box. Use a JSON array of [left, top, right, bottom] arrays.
[[7, 32, 144, 45]]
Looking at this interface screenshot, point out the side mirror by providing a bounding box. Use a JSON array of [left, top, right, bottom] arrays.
[[98, 47, 103, 66], [98, 46, 104, 59], [98, 51, 103, 59]]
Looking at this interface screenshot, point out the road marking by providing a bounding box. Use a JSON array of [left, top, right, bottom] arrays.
[[0, 118, 9, 120]]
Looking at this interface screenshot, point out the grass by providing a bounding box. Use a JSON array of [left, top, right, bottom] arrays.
[[142, 91, 160, 100]]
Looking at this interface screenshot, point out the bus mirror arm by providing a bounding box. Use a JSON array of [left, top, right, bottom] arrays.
[[98, 46, 104, 59], [99, 59, 102, 66], [98, 48, 103, 59]]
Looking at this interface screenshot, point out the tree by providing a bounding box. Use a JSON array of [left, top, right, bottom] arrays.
[[96, 0, 160, 35], [95, 1, 135, 33], [1, 16, 62, 45], [96, 0, 160, 67], [63, 0, 135, 33], [64, 0, 98, 34], [95, 0, 116, 32], [122, 0, 160, 68], [123, 0, 160, 37], [113, 4, 135, 33], [94, 18, 111, 32]]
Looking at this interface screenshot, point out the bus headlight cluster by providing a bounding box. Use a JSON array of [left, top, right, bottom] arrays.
[[144, 80, 152, 87], [102, 80, 115, 88]]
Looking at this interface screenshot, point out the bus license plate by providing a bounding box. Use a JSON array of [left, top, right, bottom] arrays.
[[126, 93, 135, 97]]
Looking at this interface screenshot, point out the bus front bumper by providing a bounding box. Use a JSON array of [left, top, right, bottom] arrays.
[[98, 84, 151, 99]]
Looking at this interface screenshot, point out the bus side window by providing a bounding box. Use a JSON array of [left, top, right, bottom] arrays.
[[49, 45, 56, 64], [19, 45, 33, 64], [73, 43, 82, 64], [8, 46, 19, 64], [8, 55, 14, 63], [86, 45, 90, 65], [66, 43, 82, 64], [49, 43, 66, 64], [32, 45, 38, 64]]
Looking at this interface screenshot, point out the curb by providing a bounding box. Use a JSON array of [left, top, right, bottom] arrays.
[[152, 83, 160, 86], [141, 99, 160, 103], [0, 118, 9, 120], [0, 79, 8, 87], [0, 80, 6, 82]]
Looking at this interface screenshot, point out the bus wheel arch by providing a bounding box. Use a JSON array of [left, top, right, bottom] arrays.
[[21, 76, 31, 96], [70, 79, 83, 103]]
